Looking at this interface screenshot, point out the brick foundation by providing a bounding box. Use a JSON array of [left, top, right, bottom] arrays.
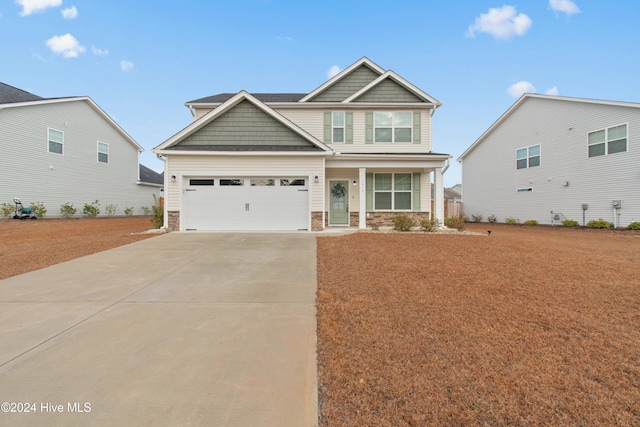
[[311, 211, 323, 231], [167, 211, 180, 231], [366, 212, 431, 229]]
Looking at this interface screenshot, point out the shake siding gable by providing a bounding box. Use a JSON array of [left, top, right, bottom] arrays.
[[462, 96, 640, 225], [177, 100, 313, 147], [308, 65, 381, 102], [353, 79, 424, 103]]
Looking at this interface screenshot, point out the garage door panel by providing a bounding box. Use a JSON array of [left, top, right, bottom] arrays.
[[182, 177, 309, 231]]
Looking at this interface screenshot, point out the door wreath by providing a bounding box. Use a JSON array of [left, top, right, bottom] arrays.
[[331, 183, 346, 198]]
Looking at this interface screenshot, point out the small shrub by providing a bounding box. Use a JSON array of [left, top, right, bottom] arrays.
[[628, 222, 640, 230], [586, 218, 613, 229], [523, 219, 538, 226], [29, 202, 47, 218], [420, 217, 439, 232], [487, 214, 497, 224], [60, 202, 77, 218], [141, 206, 151, 215], [392, 214, 416, 232], [83, 200, 100, 217], [504, 217, 520, 225], [445, 214, 467, 231], [124, 206, 134, 216], [105, 204, 117, 217], [151, 195, 163, 228], [562, 219, 580, 227], [1, 202, 14, 217], [470, 213, 483, 223]]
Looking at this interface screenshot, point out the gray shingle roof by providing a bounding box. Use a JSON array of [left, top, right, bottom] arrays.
[[0, 82, 43, 104], [187, 93, 306, 104], [139, 164, 164, 185]]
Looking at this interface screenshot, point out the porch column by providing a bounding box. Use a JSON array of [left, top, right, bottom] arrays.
[[359, 167, 367, 229], [434, 167, 445, 226]]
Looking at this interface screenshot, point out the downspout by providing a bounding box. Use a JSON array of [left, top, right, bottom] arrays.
[[156, 153, 168, 230]]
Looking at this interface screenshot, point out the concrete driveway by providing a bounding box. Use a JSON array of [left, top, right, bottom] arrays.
[[0, 233, 318, 426]]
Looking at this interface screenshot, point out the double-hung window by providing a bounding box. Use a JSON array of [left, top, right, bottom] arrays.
[[588, 124, 627, 157], [374, 112, 412, 143], [374, 173, 412, 210], [516, 144, 540, 169], [48, 128, 63, 154], [97, 142, 109, 163], [332, 112, 345, 143]]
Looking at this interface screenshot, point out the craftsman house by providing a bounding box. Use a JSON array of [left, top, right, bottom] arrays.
[[154, 57, 451, 231], [458, 94, 640, 226]]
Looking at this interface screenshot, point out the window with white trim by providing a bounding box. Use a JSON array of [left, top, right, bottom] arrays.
[[97, 141, 109, 163], [588, 124, 627, 157], [374, 173, 412, 210], [332, 112, 345, 143], [516, 144, 540, 169], [48, 128, 63, 154], [374, 112, 412, 143]]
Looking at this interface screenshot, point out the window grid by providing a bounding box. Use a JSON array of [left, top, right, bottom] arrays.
[[589, 124, 627, 157], [374, 173, 412, 211], [332, 112, 345, 143], [374, 112, 412, 143], [516, 144, 540, 169], [97, 141, 109, 163], [48, 128, 63, 154]]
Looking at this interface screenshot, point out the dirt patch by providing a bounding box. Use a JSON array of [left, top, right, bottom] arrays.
[[0, 217, 160, 280], [317, 224, 640, 426]]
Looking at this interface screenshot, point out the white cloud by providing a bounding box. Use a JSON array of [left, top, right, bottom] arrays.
[[16, 0, 62, 16], [545, 86, 560, 95], [327, 65, 341, 79], [466, 5, 532, 40], [45, 33, 86, 58], [276, 35, 292, 42], [92, 46, 109, 56], [120, 60, 134, 72], [61, 6, 78, 19], [549, 0, 580, 15], [507, 81, 536, 97]]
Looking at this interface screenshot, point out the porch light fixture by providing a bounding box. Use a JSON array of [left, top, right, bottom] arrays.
[[170, 174, 177, 183], [314, 175, 319, 183], [352, 180, 357, 186]]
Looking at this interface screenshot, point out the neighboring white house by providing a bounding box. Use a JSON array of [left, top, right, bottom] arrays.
[[0, 82, 162, 217], [458, 94, 640, 227], [154, 57, 452, 231]]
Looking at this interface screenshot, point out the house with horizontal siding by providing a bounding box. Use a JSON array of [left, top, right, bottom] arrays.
[[458, 94, 640, 227], [0, 82, 162, 217], [154, 57, 452, 231]]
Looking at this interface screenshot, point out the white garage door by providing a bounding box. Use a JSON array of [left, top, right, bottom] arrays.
[[182, 177, 309, 231]]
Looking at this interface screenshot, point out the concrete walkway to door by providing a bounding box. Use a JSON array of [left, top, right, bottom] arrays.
[[0, 233, 318, 427]]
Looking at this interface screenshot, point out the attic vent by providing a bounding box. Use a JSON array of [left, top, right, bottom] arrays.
[[517, 187, 533, 192]]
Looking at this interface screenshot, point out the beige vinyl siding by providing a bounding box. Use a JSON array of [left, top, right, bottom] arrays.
[[193, 108, 213, 121], [166, 155, 324, 212], [0, 101, 158, 216], [325, 169, 360, 214], [462, 97, 640, 225], [276, 108, 433, 153]]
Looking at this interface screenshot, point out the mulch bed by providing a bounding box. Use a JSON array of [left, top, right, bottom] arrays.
[[0, 217, 158, 280], [317, 224, 640, 426]]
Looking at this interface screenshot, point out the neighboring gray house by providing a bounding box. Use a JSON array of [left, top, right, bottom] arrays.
[[0, 82, 162, 216], [154, 57, 451, 231], [458, 94, 640, 227]]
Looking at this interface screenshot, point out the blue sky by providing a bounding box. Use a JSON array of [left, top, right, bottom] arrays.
[[2, 0, 639, 187]]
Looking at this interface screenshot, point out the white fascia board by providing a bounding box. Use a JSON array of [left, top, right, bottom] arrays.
[[299, 57, 385, 103], [342, 71, 442, 106], [155, 91, 332, 153], [1, 96, 144, 152], [153, 149, 331, 157], [326, 155, 450, 169]]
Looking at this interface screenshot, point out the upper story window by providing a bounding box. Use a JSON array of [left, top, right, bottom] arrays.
[[48, 128, 63, 154], [374, 112, 412, 143], [332, 112, 345, 143], [516, 144, 540, 169], [588, 124, 627, 157], [97, 142, 109, 163]]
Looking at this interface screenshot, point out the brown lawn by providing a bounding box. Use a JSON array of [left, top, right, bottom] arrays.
[[0, 217, 158, 280], [317, 224, 640, 426]]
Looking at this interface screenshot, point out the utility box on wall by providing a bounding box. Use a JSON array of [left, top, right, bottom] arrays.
[[612, 200, 622, 209]]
